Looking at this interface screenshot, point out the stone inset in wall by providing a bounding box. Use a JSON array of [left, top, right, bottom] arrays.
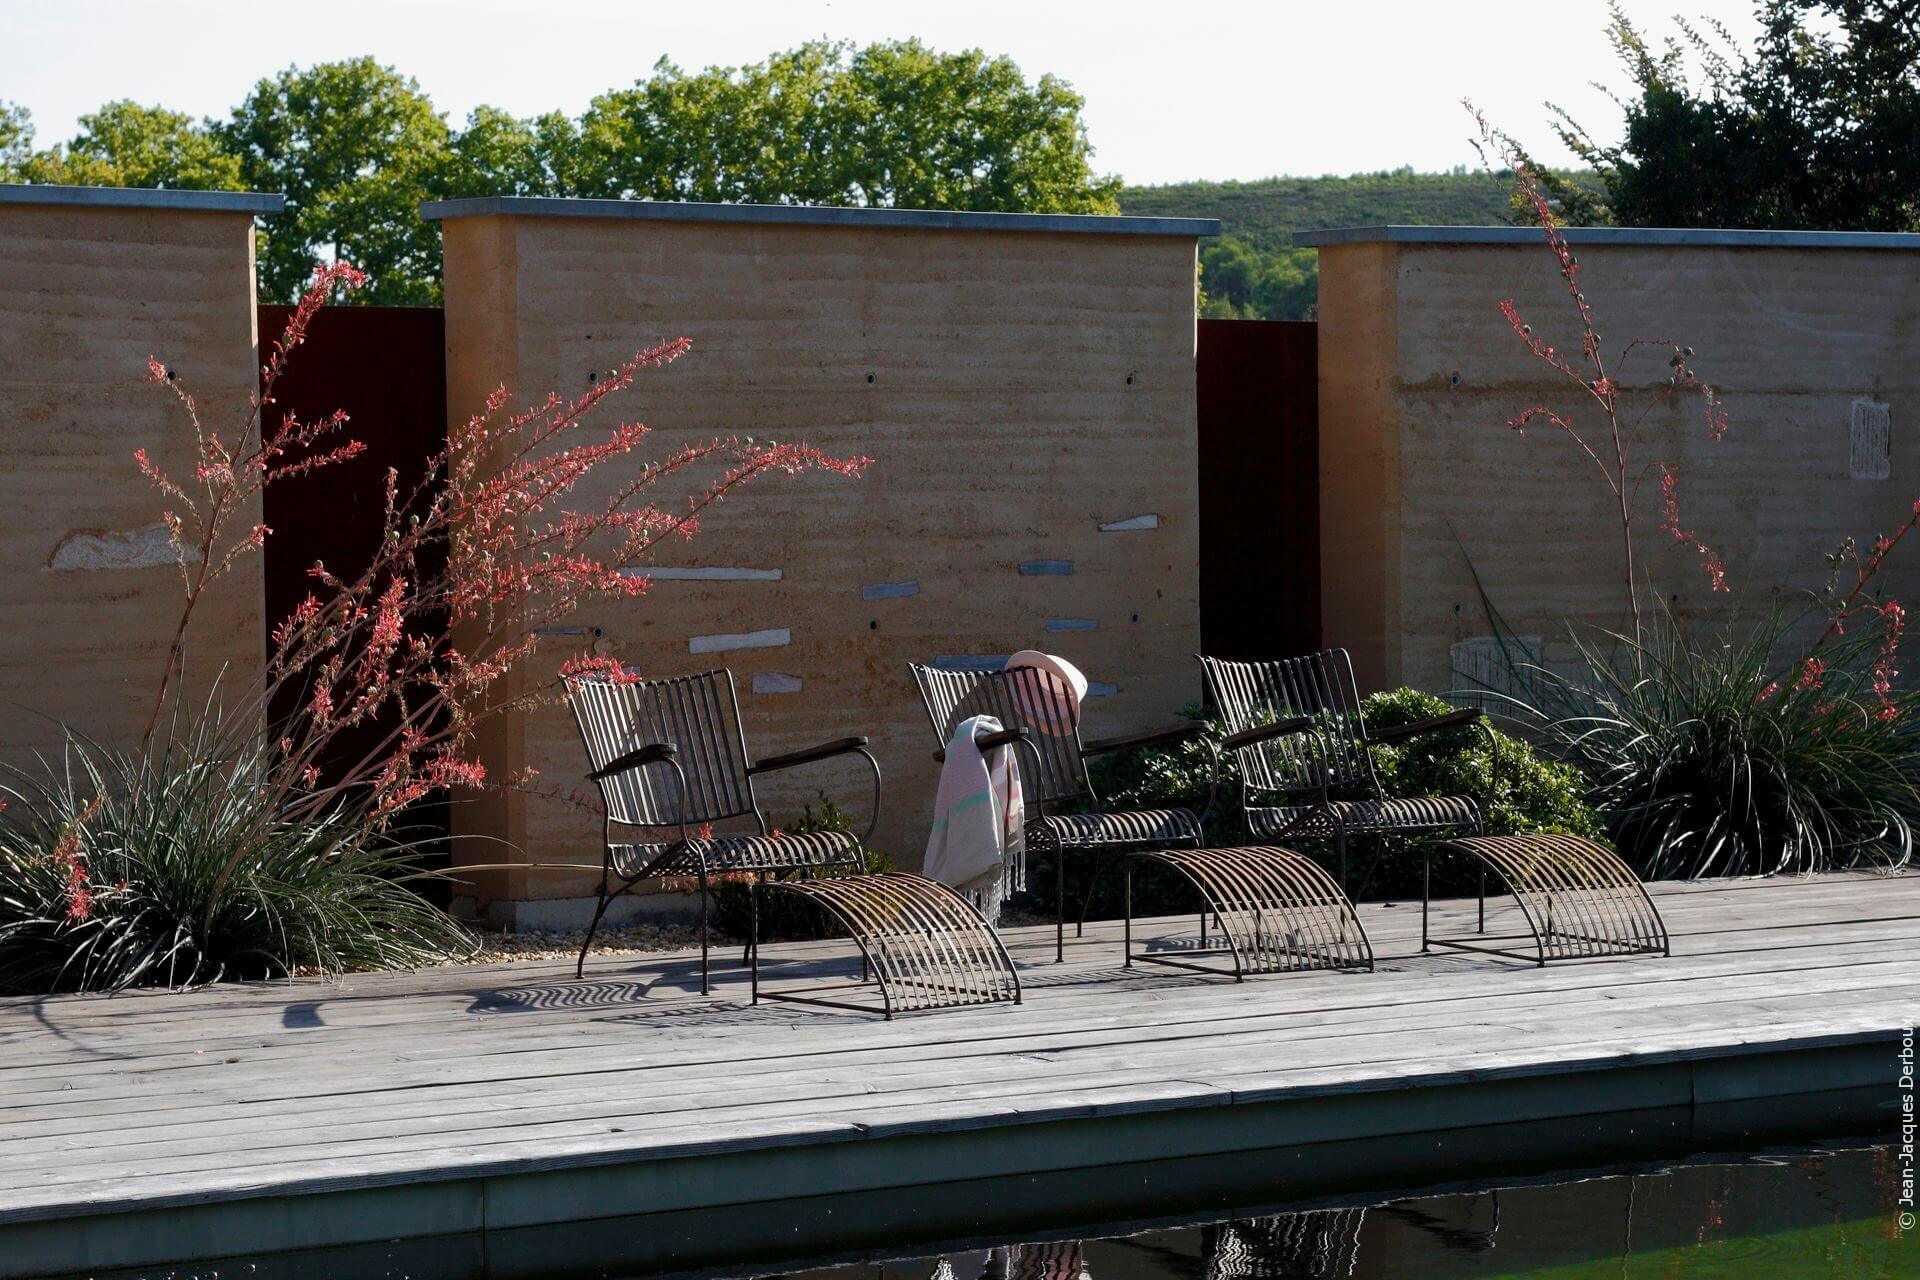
[[860, 580, 920, 600], [1019, 560, 1074, 575], [1850, 397, 1891, 481], [628, 566, 782, 581], [1098, 514, 1160, 532], [688, 627, 791, 654], [752, 672, 804, 694], [46, 523, 194, 572]]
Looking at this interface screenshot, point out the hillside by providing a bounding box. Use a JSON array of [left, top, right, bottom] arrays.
[[1119, 169, 1518, 319], [1119, 169, 1514, 255]]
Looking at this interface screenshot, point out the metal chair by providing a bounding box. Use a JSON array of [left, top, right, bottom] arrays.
[[910, 660, 1217, 961], [1197, 649, 1489, 899], [567, 669, 873, 992], [568, 669, 1019, 1014]]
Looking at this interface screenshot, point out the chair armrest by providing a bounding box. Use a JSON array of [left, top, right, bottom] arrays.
[[1220, 716, 1314, 753], [588, 742, 676, 781], [749, 736, 871, 775], [931, 726, 1030, 762], [1367, 707, 1484, 745], [1083, 721, 1209, 756]]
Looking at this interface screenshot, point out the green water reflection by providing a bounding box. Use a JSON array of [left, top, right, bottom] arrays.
[[786, 1146, 1913, 1280]]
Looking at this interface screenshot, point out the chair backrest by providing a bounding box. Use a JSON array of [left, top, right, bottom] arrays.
[[1199, 649, 1379, 797], [567, 670, 757, 828], [909, 662, 1091, 808]]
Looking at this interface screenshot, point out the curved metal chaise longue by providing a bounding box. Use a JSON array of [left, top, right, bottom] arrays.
[[1199, 648, 1668, 965], [567, 669, 1020, 1016]]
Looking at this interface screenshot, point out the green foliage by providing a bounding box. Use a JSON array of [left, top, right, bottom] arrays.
[[1022, 692, 1600, 918], [708, 797, 893, 944], [574, 42, 1119, 214], [0, 103, 37, 174], [1362, 688, 1601, 840], [1546, 0, 1920, 232], [219, 58, 454, 305], [5, 42, 1118, 302], [1532, 607, 1920, 879], [0, 724, 472, 995], [1197, 239, 1318, 320], [1127, 169, 1532, 320]]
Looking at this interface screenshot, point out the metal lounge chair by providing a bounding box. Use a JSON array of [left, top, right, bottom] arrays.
[[910, 659, 1216, 961], [1200, 651, 1670, 965], [568, 669, 1018, 1012], [1197, 649, 1490, 898]]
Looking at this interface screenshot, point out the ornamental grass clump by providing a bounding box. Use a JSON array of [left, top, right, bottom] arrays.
[[1535, 607, 1920, 880], [0, 718, 473, 994], [0, 260, 866, 993]]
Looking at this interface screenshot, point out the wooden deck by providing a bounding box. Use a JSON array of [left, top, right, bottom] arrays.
[[1, 871, 1914, 1278]]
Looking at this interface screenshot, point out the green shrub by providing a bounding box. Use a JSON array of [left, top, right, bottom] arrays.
[[1018, 692, 1600, 917], [1534, 609, 1920, 879], [708, 797, 892, 943], [0, 726, 472, 995]]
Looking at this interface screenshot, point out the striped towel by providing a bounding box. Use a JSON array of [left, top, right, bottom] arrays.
[[924, 714, 1025, 920]]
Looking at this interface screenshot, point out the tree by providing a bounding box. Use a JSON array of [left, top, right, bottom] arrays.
[[1549, 1, 1920, 230], [836, 40, 1120, 212], [574, 41, 1120, 212], [1198, 238, 1317, 320], [67, 102, 243, 190], [219, 58, 452, 305], [0, 103, 34, 176], [6, 42, 1121, 301]]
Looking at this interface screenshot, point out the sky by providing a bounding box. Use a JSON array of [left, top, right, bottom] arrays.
[[0, 0, 1764, 186]]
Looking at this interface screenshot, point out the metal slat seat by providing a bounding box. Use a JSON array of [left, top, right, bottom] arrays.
[[1033, 808, 1203, 848], [610, 828, 861, 878], [1247, 795, 1482, 841], [1199, 649, 1487, 898]]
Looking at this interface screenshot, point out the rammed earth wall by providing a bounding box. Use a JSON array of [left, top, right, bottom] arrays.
[[430, 199, 1217, 920], [1305, 226, 1920, 696]]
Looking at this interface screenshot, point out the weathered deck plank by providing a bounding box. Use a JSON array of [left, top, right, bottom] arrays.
[[0, 871, 1913, 1277]]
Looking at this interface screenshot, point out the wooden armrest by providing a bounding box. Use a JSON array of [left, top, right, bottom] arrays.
[[749, 736, 870, 774], [588, 742, 676, 781], [1083, 722, 1209, 756], [1368, 708, 1484, 745]]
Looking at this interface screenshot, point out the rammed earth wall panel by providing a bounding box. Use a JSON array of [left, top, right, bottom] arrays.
[[1305, 226, 1920, 694], [0, 188, 277, 766], [431, 200, 1216, 918]]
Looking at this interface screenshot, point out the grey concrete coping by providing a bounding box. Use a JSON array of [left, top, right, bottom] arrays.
[[420, 195, 1220, 237], [0, 183, 285, 214], [1294, 224, 1920, 250]]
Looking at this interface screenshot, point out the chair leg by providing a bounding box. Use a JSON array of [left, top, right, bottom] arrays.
[[749, 879, 761, 1006], [575, 883, 613, 980], [1422, 847, 1432, 953], [697, 867, 711, 997], [1055, 852, 1066, 964], [742, 872, 761, 965]]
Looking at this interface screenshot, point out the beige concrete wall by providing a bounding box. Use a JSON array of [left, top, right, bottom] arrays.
[[1316, 235, 1920, 695], [440, 210, 1205, 915], [0, 198, 264, 767]]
